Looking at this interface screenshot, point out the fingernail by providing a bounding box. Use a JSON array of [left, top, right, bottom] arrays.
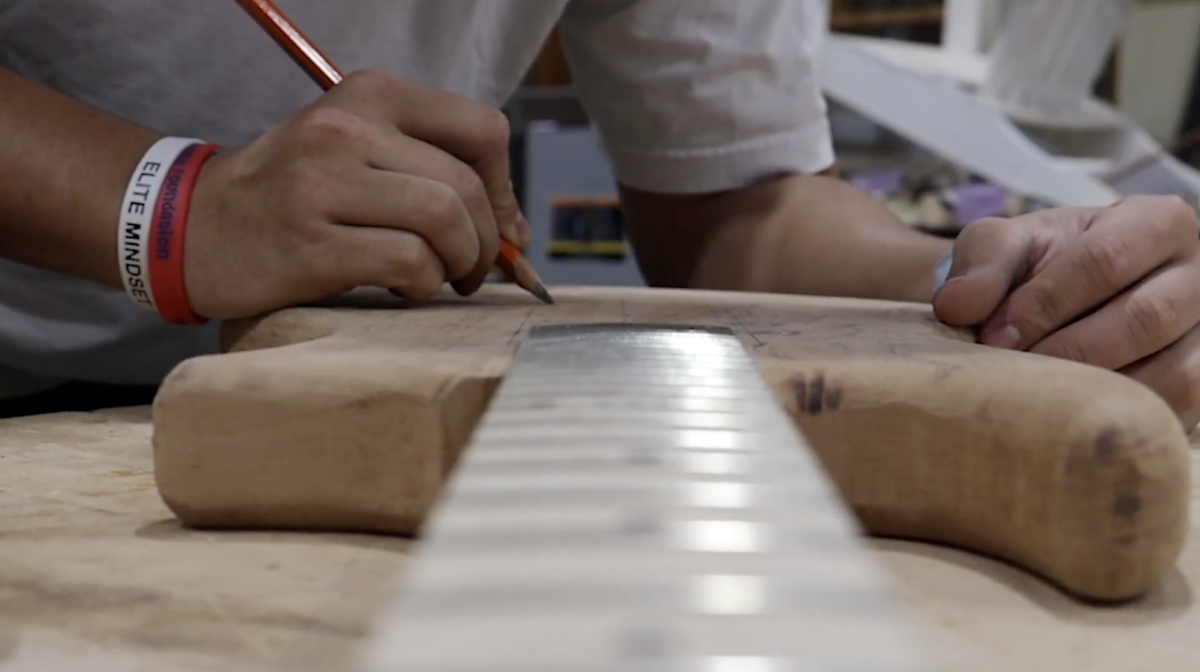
[[981, 324, 1021, 350]]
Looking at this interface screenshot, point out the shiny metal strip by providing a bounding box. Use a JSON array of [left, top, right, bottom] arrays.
[[372, 664, 914, 672], [472, 428, 789, 451], [481, 409, 776, 431], [360, 325, 931, 672], [485, 395, 775, 414], [459, 448, 808, 476]]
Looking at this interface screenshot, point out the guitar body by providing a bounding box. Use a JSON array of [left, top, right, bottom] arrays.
[[151, 284, 1191, 602]]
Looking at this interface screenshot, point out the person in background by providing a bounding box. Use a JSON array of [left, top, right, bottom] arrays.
[[1, 1, 1198, 426]]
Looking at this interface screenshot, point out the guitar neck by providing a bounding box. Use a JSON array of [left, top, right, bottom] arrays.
[[359, 324, 934, 671]]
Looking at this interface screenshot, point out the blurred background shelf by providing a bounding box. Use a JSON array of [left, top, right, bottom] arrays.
[[830, 0, 944, 32]]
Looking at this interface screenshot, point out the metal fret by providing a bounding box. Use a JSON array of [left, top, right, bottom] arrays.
[[360, 325, 932, 672]]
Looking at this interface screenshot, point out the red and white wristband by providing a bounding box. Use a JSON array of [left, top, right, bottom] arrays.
[[117, 137, 221, 325]]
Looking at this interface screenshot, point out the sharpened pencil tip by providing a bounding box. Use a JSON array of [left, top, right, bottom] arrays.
[[533, 284, 555, 305]]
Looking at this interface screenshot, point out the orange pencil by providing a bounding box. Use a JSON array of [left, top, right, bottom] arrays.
[[233, 0, 553, 305]]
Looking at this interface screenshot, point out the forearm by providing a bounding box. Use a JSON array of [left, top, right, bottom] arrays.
[[622, 173, 952, 303], [0, 66, 159, 288]]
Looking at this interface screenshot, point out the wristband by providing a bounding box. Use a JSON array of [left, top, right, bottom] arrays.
[[118, 137, 203, 311], [931, 247, 954, 297], [148, 142, 222, 325]]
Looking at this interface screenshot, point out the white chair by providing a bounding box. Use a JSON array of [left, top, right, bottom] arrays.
[[818, 0, 1200, 208]]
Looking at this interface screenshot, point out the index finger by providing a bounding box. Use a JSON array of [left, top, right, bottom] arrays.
[[332, 71, 520, 290], [405, 101, 518, 228], [353, 75, 519, 231], [411, 118, 519, 295], [984, 198, 1197, 350]]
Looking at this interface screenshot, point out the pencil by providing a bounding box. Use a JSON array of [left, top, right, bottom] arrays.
[[233, 0, 554, 305]]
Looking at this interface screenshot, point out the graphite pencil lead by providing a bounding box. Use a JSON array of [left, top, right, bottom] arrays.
[[533, 284, 555, 305]]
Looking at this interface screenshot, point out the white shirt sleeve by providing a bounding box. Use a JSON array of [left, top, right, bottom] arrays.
[[559, 0, 835, 195]]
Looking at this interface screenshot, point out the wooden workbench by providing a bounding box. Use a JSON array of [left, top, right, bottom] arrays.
[[0, 407, 1196, 672]]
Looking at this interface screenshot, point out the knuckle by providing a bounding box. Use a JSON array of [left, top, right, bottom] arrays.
[[962, 216, 1005, 235], [1125, 293, 1180, 348], [391, 247, 444, 299], [389, 241, 437, 283], [447, 161, 487, 205], [296, 106, 373, 146], [414, 181, 478, 279], [1011, 286, 1063, 333], [473, 106, 511, 150], [409, 277, 443, 301], [1120, 195, 1197, 244], [1158, 195, 1199, 243], [1152, 195, 1194, 225], [420, 181, 468, 228], [953, 217, 1014, 262], [1076, 235, 1131, 291], [342, 68, 400, 95]]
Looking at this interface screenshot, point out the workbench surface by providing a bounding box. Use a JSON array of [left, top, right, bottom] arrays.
[[1, 407, 1197, 672]]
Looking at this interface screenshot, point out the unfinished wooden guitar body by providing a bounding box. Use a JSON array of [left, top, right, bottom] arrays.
[[152, 285, 1191, 602]]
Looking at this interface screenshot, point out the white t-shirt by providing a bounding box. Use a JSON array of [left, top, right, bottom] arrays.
[[0, 0, 834, 398]]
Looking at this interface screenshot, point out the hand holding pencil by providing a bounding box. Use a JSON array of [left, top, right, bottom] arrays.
[[231, 0, 552, 304]]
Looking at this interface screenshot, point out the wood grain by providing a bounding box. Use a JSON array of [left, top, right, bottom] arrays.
[[150, 284, 1192, 602], [0, 408, 412, 672], [0, 407, 1196, 671]]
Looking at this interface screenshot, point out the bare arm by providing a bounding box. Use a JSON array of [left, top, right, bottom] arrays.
[[0, 66, 159, 288], [622, 173, 952, 304]]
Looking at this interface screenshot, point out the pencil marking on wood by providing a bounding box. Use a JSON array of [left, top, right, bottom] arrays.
[[790, 372, 843, 415], [1094, 426, 1122, 464], [508, 308, 535, 345], [1113, 492, 1142, 519]]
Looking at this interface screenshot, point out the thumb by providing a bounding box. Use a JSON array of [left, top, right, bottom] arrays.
[[474, 151, 530, 250], [495, 181, 532, 250], [932, 218, 1034, 327]]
